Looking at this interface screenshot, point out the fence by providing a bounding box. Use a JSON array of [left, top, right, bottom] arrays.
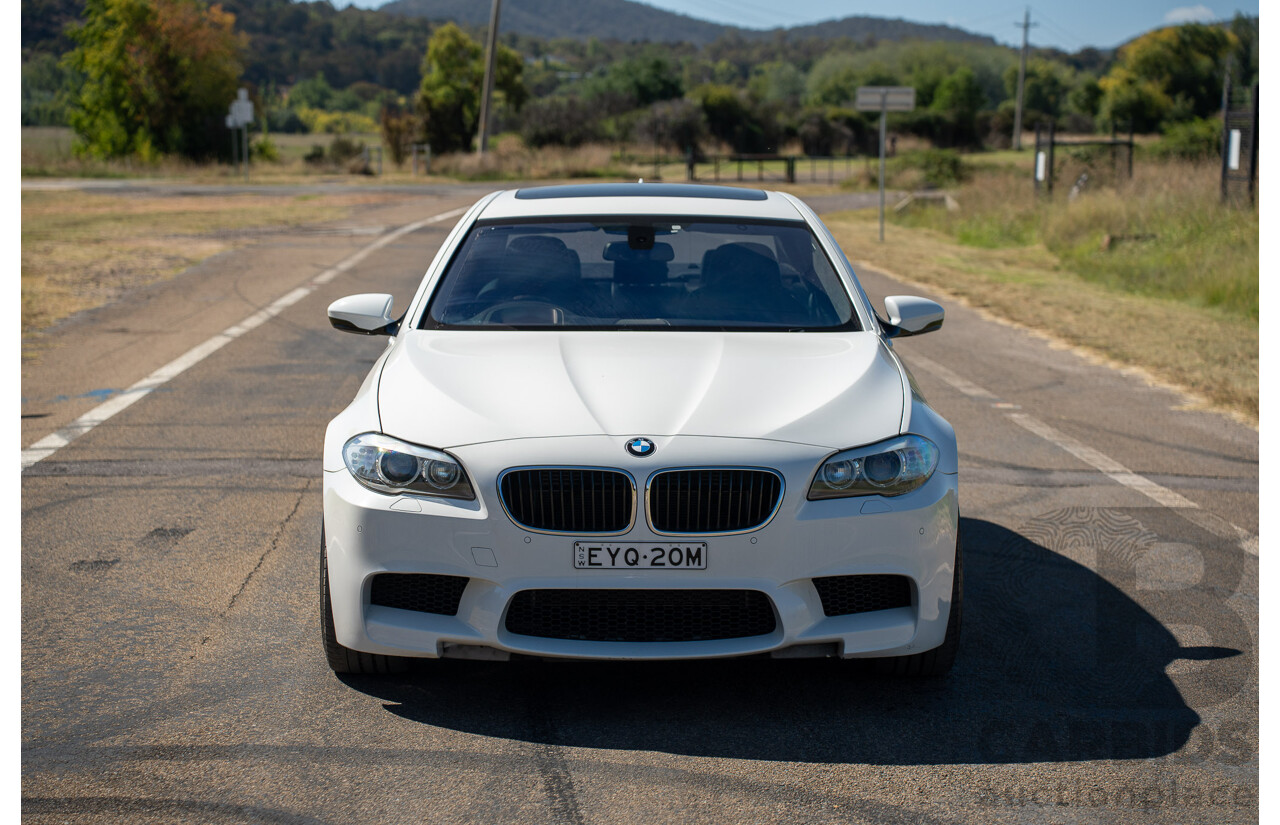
[[1033, 120, 1134, 198], [1220, 75, 1258, 206], [620, 152, 864, 185]]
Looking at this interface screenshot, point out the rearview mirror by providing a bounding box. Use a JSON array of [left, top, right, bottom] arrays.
[[883, 295, 944, 337], [328, 293, 397, 335]]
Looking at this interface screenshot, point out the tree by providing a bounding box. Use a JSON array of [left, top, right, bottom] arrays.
[[1002, 59, 1067, 118], [65, 0, 244, 160], [416, 22, 525, 154], [633, 99, 707, 156], [747, 61, 804, 106], [288, 72, 335, 109], [695, 84, 779, 153], [930, 66, 986, 146], [518, 95, 600, 148], [1229, 14, 1258, 87], [583, 51, 683, 108], [1098, 23, 1234, 130]]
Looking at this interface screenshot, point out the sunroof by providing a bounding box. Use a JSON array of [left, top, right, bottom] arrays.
[[514, 183, 769, 201]]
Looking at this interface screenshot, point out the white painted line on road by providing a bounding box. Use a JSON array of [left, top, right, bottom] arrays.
[[21, 207, 467, 470], [902, 353, 1258, 556], [904, 352, 999, 400], [1008, 413, 1198, 509]]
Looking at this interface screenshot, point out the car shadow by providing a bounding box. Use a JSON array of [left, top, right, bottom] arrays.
[[341, 517, 1237, 765]]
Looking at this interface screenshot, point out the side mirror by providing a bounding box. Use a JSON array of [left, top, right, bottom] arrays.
[[883, 295, 944, 337], [328, 293, 398, 336]]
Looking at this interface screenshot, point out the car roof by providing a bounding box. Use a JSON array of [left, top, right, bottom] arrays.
[[478, 183, 806, 222]]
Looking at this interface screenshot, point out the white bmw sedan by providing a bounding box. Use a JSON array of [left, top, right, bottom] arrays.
[[321, 183, 960, 676]]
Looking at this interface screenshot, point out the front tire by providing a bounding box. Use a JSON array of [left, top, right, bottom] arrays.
[[321, 530, 410, 675], [864, 536, 962, 677]]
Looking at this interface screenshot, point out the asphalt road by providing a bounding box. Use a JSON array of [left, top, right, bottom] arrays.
[[21, 188, 1258, 824]]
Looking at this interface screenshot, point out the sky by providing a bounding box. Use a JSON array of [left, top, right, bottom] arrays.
[[341, 0, 1259, 51]]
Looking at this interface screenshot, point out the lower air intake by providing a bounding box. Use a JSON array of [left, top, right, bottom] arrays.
[[504, 589, 776, 642], [369, 573, 469, 615], [812, 575, 912, 616]]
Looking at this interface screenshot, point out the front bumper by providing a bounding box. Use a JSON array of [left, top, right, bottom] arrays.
[[322, 435, 958, 661]]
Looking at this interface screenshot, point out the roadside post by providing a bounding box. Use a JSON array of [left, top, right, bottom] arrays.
[[226, 88, 254, 181], [856, 86, 915, 242]]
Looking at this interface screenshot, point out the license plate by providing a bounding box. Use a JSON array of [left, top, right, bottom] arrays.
[[574, 542, 707, 569]]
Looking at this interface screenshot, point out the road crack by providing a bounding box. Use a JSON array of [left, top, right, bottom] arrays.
[[225, 479, 311, 617]]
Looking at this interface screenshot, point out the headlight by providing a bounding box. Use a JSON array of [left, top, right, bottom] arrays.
[[342, 433, 475, 499], [808, 434, 939, 499]]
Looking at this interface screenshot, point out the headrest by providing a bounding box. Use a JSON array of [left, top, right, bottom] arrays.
[[701, 242, 781, 289], [508, 235, 570, 256], [603, 241, 674, 262]]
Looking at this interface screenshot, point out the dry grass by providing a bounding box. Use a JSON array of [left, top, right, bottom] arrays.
[[824, 211, 1258, 420], [21, 190, 405, 341], [430, 138, 628, 180], [890, 159, 1258, 319]]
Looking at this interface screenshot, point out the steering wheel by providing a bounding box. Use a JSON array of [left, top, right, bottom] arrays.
[[476, 299, 568, 325]]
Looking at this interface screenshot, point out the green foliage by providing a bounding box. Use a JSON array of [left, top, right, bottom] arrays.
[[518, 96, 600, 148], [416, 22, 526, 154], [294, 107, 378, 134], [694, 84, 780, 153], [1066, 75, 1103, 118], [65, 0, 244, 160], [633, 99, 707, 154], [1150, 117, 1221, 161], [1229, 14, 1258, 87], [904, 148, 970, 187], [1002, 58, 1068, 117], [796, 107, 854, 156], [582, 50, 683, 108], [924, 67, 986, 147], [327, 135, 364, 163], [380, 106, 417, 165], [1099, 23, 1234, 130], [747, 61, 804, 105], [22, 52, 73, 126], [251, 134, 280, 161], [288, 73, 335, 109]]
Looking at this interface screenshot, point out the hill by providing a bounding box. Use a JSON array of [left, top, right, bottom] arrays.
[[378, 0, 995, 46]]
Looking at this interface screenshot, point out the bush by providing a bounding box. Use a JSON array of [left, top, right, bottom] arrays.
[[295, 107, 378, 135], [904, 148, 970, 188], [519, 96, 601, 148], [251, 135, 280, 162], [1151, 117, 1221, 161], [267, 108, 307, 134], [303, 144, 326, 165], [632, 99, 708, 156], [796, 108, 852, 156], [328, 136, 364, 164]]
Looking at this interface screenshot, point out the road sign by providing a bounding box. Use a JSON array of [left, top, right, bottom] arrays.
[[855, 86, 916, 112], [228, 88, 254, 127], [856, 87, 917, 243]]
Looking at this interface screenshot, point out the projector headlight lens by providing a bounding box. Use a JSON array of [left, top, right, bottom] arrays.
[[343, 433, 475, 499], [809, 435, 939, 499]]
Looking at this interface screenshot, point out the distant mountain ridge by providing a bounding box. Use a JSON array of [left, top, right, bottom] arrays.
[[378, 0, 997, 47]]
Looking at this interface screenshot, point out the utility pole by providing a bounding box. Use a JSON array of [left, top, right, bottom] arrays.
[[1012, 7, 1037, 151], [476, 0, 502, 155]]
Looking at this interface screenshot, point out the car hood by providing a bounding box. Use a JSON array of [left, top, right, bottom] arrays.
[[378, 330, 904, 449]]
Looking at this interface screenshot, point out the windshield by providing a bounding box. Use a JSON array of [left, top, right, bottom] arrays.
[[421, 219, 860, 331]]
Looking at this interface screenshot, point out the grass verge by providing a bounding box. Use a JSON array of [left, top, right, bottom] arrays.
[[21, 190, 407, 347], [824, 210, 1258, 421]]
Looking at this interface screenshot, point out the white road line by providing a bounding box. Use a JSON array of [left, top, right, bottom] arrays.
[[904, 352, 999, 400], [21, 207, 467, 470], [1008, 413, 1198, 509], [902, 353, 1258, 556]]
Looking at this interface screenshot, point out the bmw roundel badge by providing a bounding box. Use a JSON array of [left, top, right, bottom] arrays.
[[625, 437, 656, 458]]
